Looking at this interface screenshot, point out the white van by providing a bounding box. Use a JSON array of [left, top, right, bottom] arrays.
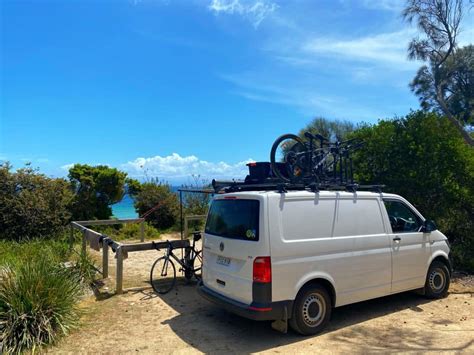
[[197, 190, 452, 335]]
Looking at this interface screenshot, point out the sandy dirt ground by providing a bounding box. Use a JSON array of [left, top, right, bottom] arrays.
[[51, 234, 474, 354]]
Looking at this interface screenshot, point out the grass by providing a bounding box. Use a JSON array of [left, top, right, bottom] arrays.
[[0, 258, 83, 353], [93, 221, 161, 241], [0, 238, 71, 267], [0, 236, 100, 353]]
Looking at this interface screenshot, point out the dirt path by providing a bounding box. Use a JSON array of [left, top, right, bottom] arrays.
[[52, 236, 474, 354]]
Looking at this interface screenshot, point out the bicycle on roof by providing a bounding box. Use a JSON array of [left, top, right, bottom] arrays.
[[270, 131, 364, 185], [150, 232, 202, 294]]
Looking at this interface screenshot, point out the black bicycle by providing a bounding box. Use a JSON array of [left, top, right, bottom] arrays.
[[150, 232, 202, 294], [270, 131, 363, 184]]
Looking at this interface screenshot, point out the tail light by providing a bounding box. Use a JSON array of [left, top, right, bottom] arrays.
[[253, 256, 271, 283]]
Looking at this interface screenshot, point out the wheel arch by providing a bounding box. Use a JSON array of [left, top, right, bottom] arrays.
[[426, 250, 452, 275], [295, 275, 337, 308], [429, 253, 452, 275]]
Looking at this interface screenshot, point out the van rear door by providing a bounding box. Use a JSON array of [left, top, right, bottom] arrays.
[[202, 195, 269, 305]]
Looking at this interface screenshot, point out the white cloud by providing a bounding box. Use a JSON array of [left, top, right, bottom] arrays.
[[303, 29, 419, 69], [122, 153, 255, 181], [208, 0, 278, 28], [61, 163, 75, 171]]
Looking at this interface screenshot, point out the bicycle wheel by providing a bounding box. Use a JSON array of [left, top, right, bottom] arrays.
[[192, 250, 202, 281], [270, 134, 307, 182], [150, 256, 176, 294]]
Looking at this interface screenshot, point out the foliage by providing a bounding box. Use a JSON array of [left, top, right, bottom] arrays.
[[351, 111, 474, 271], [403, 0, 473, 145], [297, 117, 355, 141], [411, 45, 474, 126], [125, 178, 142, 197], [0, 238, 71, 268], [68, 164, 127, 221], [181, 175, 211, 232], [131, 179, 180, 230], [95, 222, 161, 241], [0, 163, 74, 241], [0, 258, 83, 353]]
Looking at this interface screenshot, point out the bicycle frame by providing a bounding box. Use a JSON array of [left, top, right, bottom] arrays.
[[160, 241, 200, 277]]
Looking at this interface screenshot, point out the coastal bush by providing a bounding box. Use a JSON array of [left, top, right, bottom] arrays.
[[95, 222, 161, 241], [0, 163, 74, 241], [131, 179, 179, 230], [0, 258, 82, 353], [0, 238, 70, 267], [181, 175, 211, 232], [351, 111, 474, 272], [68, 164, 127, 221]]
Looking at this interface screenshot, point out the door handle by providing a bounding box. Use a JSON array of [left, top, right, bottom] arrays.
[[393, 236, 401, 242]]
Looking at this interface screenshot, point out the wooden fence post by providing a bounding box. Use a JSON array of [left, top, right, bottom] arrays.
[[140, 220, 145, 242], [116, 247, 123, 294], [102, 242, 109, 279]]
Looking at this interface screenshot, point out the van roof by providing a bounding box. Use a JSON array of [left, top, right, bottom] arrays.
[[215, 190, 400, 199]]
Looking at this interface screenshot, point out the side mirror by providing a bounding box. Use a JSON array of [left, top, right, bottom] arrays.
[[421, 219, 437, 233]]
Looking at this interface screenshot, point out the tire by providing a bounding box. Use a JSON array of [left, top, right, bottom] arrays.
[[184, 250, 202, 281], [192, 250, 202, 281], [289, 284, 332, 335], [424, 261, 450, 298], [150, 257, 176, 294], [270, 134, 306, 182]]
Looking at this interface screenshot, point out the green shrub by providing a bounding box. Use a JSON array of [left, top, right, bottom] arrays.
[[0, 259, 82, 353], [131, 179, 179, 230], [0, 238, 71, 268], [352, 111, 474, 272], [92, 222, 161, 241], [181, 175, 211, 232], [68, 164, 127, 220], [0, 163, 74, 241]]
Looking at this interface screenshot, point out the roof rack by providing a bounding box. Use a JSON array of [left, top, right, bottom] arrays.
[[212, 179, 385, 194]]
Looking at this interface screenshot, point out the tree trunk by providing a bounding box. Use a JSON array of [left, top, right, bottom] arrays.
[[436, 87, 474, 147]]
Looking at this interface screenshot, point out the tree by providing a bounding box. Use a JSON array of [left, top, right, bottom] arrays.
[[297, 117, 355, 141], [403, 0, 474, 146], [180, 175, 211, 232], [131, 179, 179, 230], [0, 163, 74, 240], [351, 111, 474, 271], [411, 45, 474, 125], [68, 164, 127, 220]]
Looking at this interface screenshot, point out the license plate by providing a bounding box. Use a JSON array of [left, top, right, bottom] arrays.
[[216, 255, 231, 266]]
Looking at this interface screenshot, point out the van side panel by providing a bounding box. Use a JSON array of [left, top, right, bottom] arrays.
[[269, 193, 392, 307]]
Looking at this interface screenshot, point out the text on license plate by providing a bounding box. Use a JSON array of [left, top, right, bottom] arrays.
[[216, 256, 231, 266]]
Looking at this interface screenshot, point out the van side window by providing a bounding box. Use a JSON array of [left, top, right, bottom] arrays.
[[383, 200, 421, 233]]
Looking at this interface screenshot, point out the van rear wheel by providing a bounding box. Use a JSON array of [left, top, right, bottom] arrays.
[[424, 261, 450, 299], [289, 284, 332, 335]]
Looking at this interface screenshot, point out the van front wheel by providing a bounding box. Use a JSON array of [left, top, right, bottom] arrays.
[[424, 261, 450, 299], [289, 284, 332, 335]]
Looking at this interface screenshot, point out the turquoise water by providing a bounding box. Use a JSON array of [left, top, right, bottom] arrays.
[[111, 187, 183, 219], [112, 194, 138, 219]]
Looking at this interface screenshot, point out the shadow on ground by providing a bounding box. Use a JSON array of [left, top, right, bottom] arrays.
[[106, 279, 472, 353]]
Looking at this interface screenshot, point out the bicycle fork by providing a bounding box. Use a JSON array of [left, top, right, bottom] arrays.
[[161, 248, 171, 277]]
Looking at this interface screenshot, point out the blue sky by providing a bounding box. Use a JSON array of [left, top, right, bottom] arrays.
[[1, 0, 472, 183]]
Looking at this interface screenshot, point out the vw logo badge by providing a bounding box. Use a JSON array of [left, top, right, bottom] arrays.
[[219, 242, 224, 252]]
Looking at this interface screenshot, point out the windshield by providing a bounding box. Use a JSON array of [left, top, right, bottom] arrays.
[[205, 199, 259, 241]]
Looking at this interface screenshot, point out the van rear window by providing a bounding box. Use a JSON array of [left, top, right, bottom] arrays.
[[205, 199, 259, 241]]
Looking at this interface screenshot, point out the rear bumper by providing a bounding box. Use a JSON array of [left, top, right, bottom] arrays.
[[197, 282, 291, 321]]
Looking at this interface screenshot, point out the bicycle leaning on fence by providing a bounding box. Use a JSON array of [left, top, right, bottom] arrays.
[[150, 232, 202, 294]]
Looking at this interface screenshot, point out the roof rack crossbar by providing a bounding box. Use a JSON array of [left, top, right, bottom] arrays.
[[212, 179, 385, 194]]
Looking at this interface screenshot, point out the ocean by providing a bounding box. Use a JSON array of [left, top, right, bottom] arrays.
[[111, 187, 183, 219], [111, 194, 138, 219]]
